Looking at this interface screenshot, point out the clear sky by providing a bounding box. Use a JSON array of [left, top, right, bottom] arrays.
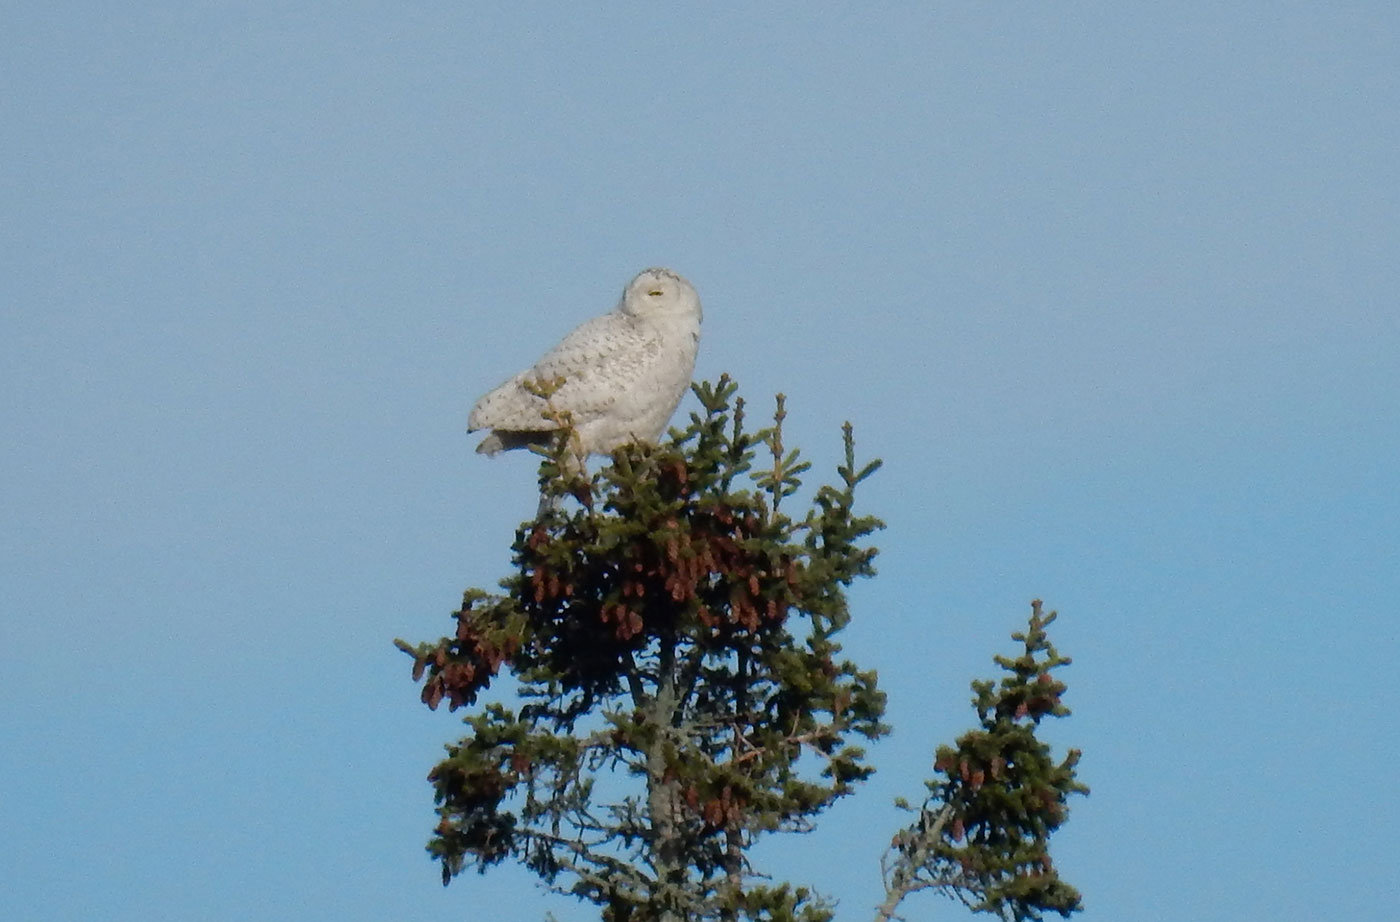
[[3, 3, 1397, 920]]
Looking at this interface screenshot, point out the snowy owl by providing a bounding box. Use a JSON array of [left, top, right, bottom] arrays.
[[469, 268, 703, 459]]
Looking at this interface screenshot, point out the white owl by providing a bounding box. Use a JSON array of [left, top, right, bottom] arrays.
[[469, 268, 703, 460]]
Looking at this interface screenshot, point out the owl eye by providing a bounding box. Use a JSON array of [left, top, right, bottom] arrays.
[[648, 289, 664, 296]]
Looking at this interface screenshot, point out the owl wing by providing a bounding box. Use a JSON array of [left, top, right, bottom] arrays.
[[468, 311, 663, 433]]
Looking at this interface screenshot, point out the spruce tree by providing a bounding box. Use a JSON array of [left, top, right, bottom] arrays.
[[878, 601, 1087, 921], [398, 377, 1084, 922]]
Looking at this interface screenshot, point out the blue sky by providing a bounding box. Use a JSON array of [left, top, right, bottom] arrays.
[[3, 3, 1397, 920]]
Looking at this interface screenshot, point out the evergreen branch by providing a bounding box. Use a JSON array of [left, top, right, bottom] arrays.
[[876, 803, 954, 922]]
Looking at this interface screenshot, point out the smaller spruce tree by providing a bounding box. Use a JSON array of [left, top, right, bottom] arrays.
[[878, 601, 1087, 922]]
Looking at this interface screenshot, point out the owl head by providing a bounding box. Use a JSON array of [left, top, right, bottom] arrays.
[[619, 268, 702, 323]]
